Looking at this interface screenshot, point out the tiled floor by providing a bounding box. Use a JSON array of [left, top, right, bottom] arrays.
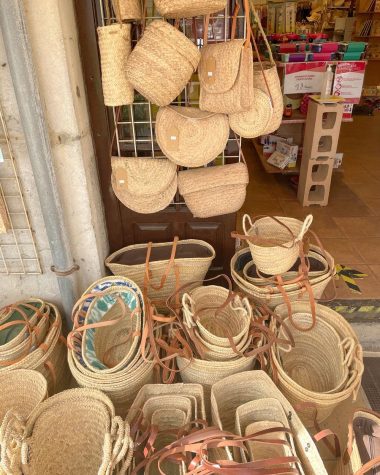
[[240, 114, 380, 299]]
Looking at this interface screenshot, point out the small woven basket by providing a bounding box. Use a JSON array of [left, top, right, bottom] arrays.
[[105, 239, 215, 305], [154, 0, 227, 18], [155, 106, 229, 168], [178, 162, 249, 219], [97, 23, 134, 107], [113, 0, 142, 20], [126, 20, 200, 106], [242, 214, 313, 276], [210, 371, 328, 475], [0, 388, 133, 475]]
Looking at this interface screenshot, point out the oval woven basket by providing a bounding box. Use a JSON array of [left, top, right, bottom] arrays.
[[210, 371, 328, 475], [0, 388, 133, 475], [126, 20, 200, 106], [271, 302, 364, 426], [241, 214, 313, 276], [154, 0, 227, 18], [0, 370, 47, 423], [155, 106, 229, 167], [105, 239, 215, 305]]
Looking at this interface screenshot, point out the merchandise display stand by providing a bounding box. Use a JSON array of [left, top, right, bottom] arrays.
[[297, 98, 344, 206]]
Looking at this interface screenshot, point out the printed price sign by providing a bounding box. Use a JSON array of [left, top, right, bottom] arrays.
[[283, 62, 326, 95], [333, 61, 366, 104]]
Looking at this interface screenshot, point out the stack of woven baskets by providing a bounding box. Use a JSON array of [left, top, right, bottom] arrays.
[[67, 276, 156, 417], [231, 214, 335, 311], [0, 300, 69, 396], [0, 384, 133, 475], [270, 301, 364, 427], [175, 283, 266, 411]]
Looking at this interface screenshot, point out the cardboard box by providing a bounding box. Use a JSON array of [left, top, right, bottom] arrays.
[[276, 141, 299, 161]]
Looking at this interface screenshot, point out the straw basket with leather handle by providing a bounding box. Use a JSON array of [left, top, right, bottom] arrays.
[[154, 0, 227, 18], [210, 371, 328, 475], [271, 302, 364, 427], [178, 159, 249, 219], [155, 106, 229, 167], [126, 20, 200, 106], [239, 214, 313, 276], [112, 0, 142, 20], [105, 237, 215, 306], [0, 388, 134, 475], [334, 409, 380, 475], [111, 157, 177, 214], [198, 1, 253, 114], [97, 1, 134, 106]]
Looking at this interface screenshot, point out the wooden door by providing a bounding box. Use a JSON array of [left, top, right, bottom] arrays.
[[74, 0, 240, 276]]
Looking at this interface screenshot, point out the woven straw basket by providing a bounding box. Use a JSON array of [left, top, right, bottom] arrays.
[[231, 246, 335, 309], [0, 370, 47, 423], [155, 106, 229, 167], [272, 302, 364, 426], [178, 162, 249, 218], [154, 0, 227, 18], [113, 0, 142, 20], [111, 157, 177, 214], [211, 371, 328, 475], [242, 214, 313, 275], [68, 277, 155, 417], [0, 388, 133, 475], [126, 20, 200, 106], [105, 239, 215, 305], [334, 410, 380, 475], [0, 192, 10, 234], [127, 383, 206, 423], [98, 23, 134, 107]]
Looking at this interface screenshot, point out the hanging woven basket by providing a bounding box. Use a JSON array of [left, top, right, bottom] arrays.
[[154, 0, 227, 18]]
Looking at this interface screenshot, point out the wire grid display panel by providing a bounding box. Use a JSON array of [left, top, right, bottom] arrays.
[[100, 0, 247, 204], [0, 103, 41, 275]]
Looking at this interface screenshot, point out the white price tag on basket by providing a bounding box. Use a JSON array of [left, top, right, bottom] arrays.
[[0, 148, 4, 163]]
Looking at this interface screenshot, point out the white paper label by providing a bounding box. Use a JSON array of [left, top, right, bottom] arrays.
[[170, 135, 177, 141], [207, 71, 213, 77], [119, 179, 125, 185]]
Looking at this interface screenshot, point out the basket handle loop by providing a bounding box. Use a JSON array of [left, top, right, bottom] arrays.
[[242, 214, 254, 235], [314, 429, 341, 458], [296, 214, 314, 242], [340, 337, 356, 367], [144, 237, 179, 292], [181, 293, 196, 329]]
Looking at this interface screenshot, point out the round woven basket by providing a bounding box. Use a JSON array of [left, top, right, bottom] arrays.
[[113, 0, 142, 20], [105, 239, 215, 305], [154, 0, 227, 18], [111, 157, 177, 214], [97, 23, 134, 107], [229, 88, 273, 138], [1, 388, 133, 475], [210, 371, 328, 475], [271, 302, 364, 426], [126, 20, 200, 106], [242, 214, 313, 276], [155, 106, 229, 167], [0, 370, 47, 423]]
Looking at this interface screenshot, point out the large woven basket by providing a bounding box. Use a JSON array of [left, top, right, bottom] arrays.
[[97, 23, 134, 107], [0, 370, 47, 423], [155, 106, 229, 168], [154, 0, 227, 18], [0, 388, 134, 475], [126, 20, 200, 106], [210, 371, 328, 475], [231, 246, 335, 310], [67, 277, 155, 417], [241, 214, 314, 276], [111, 157, 177, 214], [105, 239, 215, 305], [334, 409, 380, 475], [178, 162, 249, 219], [271, 302, 364, 426]]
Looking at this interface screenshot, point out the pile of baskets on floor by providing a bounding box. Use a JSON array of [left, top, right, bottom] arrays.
[[0, 299, 68, 395], [231, 214, 336, 311]]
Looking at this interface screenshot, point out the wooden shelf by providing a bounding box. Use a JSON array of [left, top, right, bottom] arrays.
[[280, 110, 354, 125]]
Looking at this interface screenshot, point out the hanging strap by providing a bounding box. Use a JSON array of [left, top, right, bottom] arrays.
[[143, 237, 179, 293]]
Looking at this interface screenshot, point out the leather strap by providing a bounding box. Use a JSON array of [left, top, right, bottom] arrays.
[[144, 237, 179, 293]]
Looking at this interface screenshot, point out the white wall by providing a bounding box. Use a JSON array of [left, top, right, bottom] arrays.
[[0, 0, 109, 310]]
